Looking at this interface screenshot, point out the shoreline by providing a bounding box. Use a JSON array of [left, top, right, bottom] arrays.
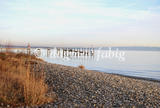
[[93, 70, 160, 83], [41, 61, 160, 83], [109, 73, 160, 83], [48, 62, 160, 83], [37, 61, 160, 107], [41, 56, 160, 83]]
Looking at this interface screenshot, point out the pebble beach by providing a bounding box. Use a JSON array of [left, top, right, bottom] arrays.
[[32, 61, 160, 108]]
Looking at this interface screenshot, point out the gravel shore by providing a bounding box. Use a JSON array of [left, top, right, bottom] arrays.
[[34, 61, 160, 108]]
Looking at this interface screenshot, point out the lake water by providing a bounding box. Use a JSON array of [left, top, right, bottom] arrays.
[[8, 48, 160, 80], [33, 48, 160, 81]]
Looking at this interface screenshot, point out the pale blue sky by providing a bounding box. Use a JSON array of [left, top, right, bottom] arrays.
[[0, 0, 160, 47]]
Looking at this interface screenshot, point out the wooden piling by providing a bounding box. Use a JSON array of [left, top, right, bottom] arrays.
[[37, 48, 41, 56], [27, 43, 31, 55], [52, 47, 94, 57], [47, 48, 51, 57]]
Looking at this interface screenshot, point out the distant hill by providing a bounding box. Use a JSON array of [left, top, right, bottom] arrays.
[[0, 44, 53, 49], [97, 46, 160, 51], [0, 44, 160, 51]]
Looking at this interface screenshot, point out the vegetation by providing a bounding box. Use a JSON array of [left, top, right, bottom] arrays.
[[78, 65, 85, 69], [0, 52, 54, 107]]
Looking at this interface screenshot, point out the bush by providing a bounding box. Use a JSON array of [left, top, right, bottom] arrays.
[[78, 65, 85, 69]]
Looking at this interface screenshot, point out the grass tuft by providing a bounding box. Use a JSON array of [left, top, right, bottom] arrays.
[[78, 65, 85, 69]]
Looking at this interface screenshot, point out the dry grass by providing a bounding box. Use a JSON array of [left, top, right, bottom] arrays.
[[78, 65, 85, 69], [0, 52, 54, 107]]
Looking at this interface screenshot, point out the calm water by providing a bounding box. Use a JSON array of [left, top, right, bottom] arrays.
[[35, 48, 160, 80], [9, 48, 160, 80]]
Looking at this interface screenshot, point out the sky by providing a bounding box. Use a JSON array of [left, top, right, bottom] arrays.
[[0, 0, 160, 47]]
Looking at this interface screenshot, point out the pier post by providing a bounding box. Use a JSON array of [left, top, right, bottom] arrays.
[[75, 48, 78, 56], [90, 48, 94, 56], [57, 48, 60, 56], [47, 48, 51, 57], [37, 48, 41, 57], [27, 43, 31, 55]]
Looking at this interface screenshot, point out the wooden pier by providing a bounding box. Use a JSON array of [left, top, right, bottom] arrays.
[[34, 47, 95, 57], [0, 46, 95, 57], [61, 48, 94, 57]]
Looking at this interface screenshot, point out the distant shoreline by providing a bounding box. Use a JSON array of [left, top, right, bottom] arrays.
[[1, 45, 160, 51]]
